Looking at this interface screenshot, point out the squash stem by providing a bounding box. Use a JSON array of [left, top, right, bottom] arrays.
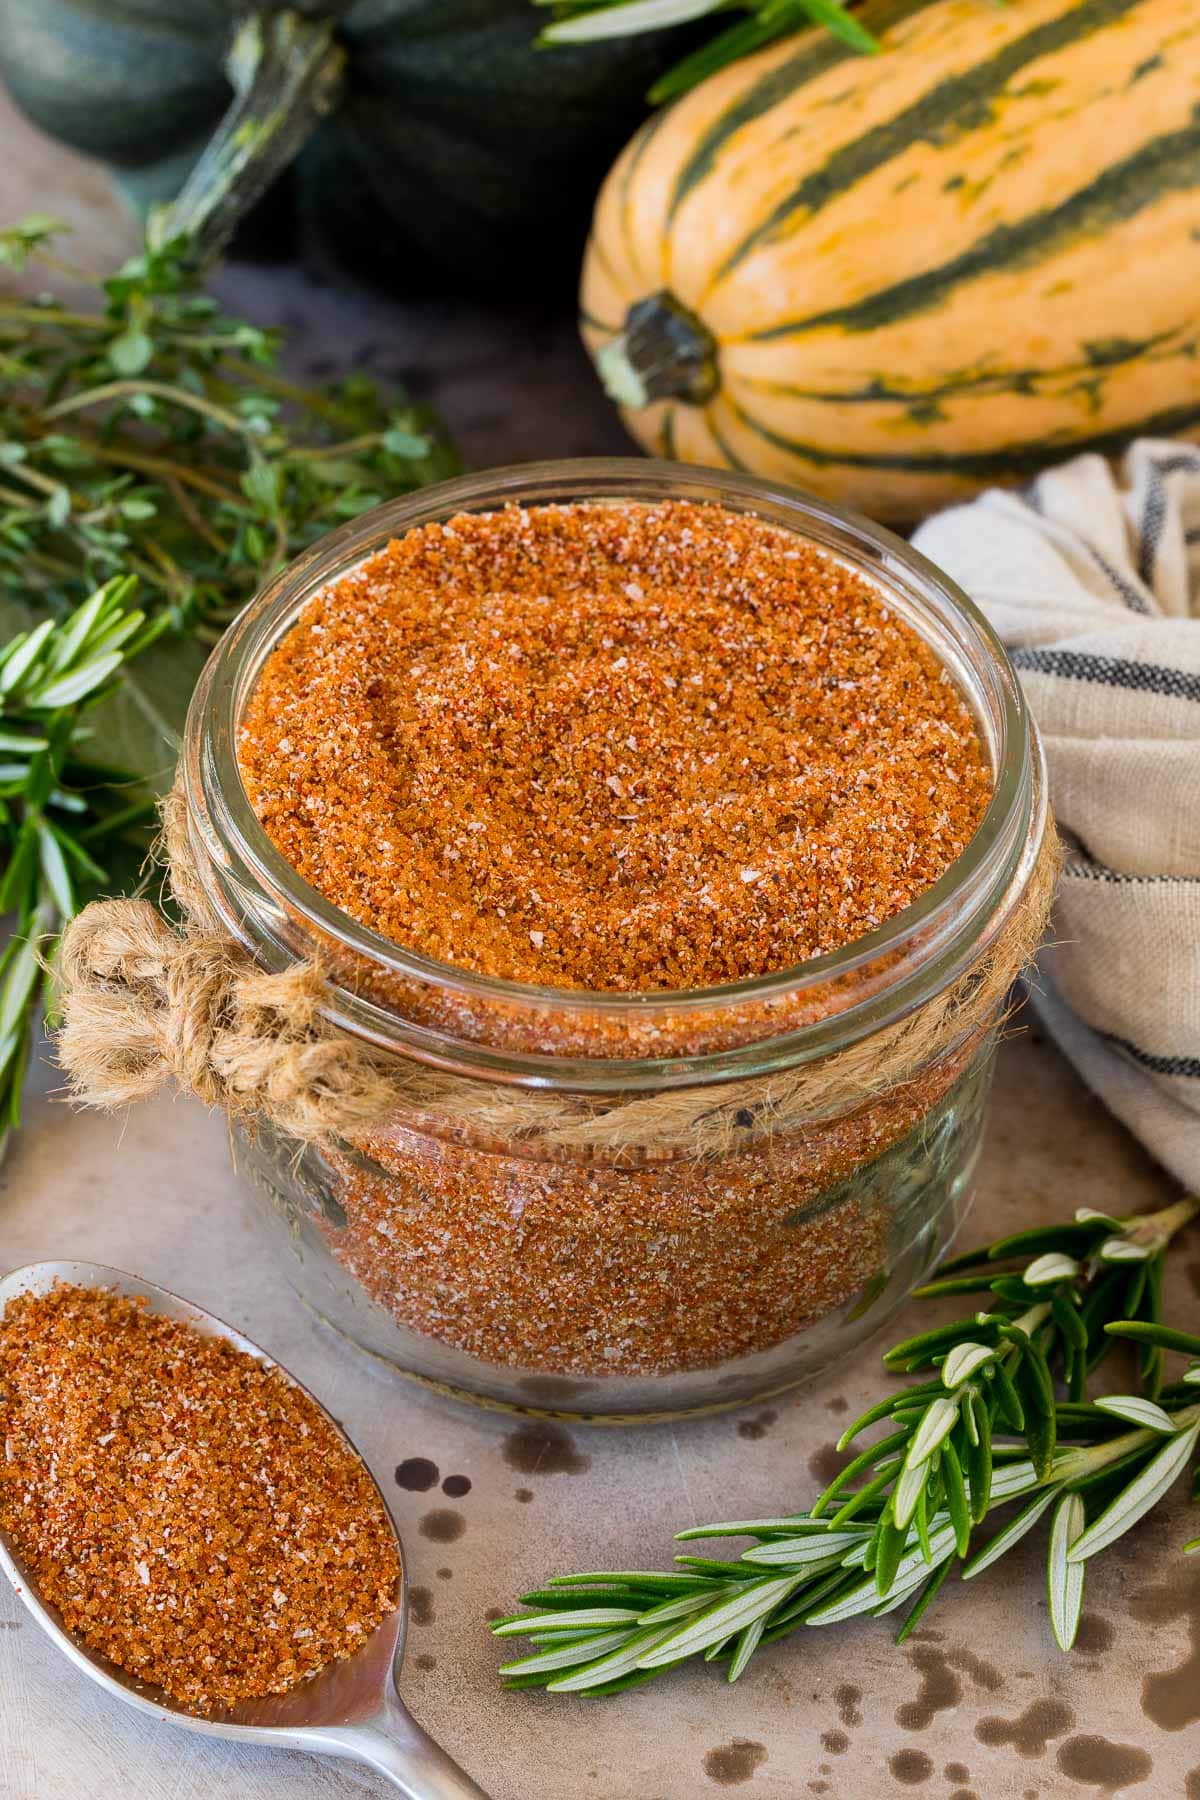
[[595, 292, 719, 410], [149, 9, 346, 263]]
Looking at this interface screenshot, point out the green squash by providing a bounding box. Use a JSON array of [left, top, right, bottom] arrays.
[[0, 1, 688, 293]]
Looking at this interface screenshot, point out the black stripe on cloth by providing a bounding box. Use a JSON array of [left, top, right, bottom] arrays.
[[1103, 1033, 1200, 1080], [1010, 647, 1200, 699], [1016, 476, 1152, 612], [1084, 543, 1154, 614], [1061, 844, 1200, 886], [1137, 462, 1167, 586]]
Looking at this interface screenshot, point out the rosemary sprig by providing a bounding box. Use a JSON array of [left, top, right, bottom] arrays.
[[494, 1195, 1200, 1692], [0, 215, 456, 640], [538, 0, 877, 101], [0, 578, 165, 1159]]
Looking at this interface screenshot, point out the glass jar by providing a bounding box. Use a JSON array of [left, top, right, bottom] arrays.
[[180, 459, 1048, 1421]]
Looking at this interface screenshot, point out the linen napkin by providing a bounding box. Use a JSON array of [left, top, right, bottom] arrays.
[[912, 441, 1200, 1194]]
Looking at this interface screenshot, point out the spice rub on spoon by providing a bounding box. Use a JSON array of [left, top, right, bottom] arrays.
[[0, 1262, 488, 1799]]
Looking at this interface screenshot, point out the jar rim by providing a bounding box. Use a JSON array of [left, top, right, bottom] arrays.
[[182, 458, 1045, 1090]]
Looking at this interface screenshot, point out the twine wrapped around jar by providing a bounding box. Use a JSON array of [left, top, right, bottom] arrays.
[[54, 779, 1061, 1162]]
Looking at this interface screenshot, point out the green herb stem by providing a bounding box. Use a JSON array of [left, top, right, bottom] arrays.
[[495, 1198, 1200, 1691]]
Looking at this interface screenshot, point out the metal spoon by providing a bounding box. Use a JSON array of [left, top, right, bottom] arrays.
[[0, 1261, 490, 1800]]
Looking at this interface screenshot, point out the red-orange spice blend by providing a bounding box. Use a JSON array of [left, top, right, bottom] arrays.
[[239, 500, 990, 993], [0, 1284, 400, 1713], [233, 500, 994, 1382]]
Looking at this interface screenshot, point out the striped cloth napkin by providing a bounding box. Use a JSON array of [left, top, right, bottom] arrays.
[[913, 441, 1200, 1194]]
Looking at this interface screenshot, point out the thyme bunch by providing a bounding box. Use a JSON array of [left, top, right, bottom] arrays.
[[493, 1195, 1200, 1693], [0, 214, 455, 1147], [538, 1, 877, 102], [0, 216, 456, 641]]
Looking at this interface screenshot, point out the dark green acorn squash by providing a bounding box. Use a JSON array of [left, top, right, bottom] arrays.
[[0, 1, 688, 294]]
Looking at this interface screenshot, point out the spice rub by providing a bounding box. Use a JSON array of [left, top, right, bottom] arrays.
[[239, 501, 991, 991], [0, 1284, 400, 1714]]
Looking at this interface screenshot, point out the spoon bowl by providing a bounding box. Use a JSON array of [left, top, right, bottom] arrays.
[[0, 1261, 489, 1799]]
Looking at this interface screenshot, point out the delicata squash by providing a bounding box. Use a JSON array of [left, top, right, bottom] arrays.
[[582, 0, 1200, 522]]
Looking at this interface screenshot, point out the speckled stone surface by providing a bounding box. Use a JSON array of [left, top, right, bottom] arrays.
[[1, 92, 1198, 1800]]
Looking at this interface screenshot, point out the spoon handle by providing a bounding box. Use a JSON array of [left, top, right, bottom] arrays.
[[324, 1692, 490, 1799]]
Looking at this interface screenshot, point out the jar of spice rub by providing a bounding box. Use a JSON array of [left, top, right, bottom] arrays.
[[62, 461, 1054, 1420]]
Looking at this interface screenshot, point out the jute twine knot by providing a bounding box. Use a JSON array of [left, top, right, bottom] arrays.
[[57, 899, 396, 1141], [54, 777, 1061, 1158]]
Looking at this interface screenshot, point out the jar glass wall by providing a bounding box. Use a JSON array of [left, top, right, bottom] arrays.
[[182, 460, 1047, 1421]]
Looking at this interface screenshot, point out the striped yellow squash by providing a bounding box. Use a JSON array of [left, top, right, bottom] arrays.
[[581, 0, 1200, 523]]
